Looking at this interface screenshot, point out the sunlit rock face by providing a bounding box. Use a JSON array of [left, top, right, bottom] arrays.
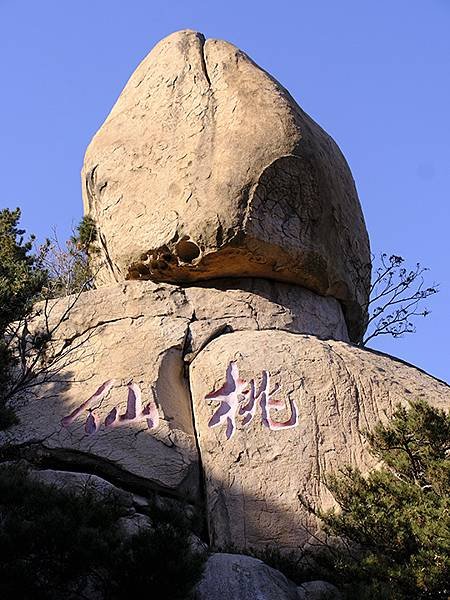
[[82, 29, 370, 342], [0, 279, 348, 509], [0, 282, 200, 504], [189, 330, 450, 554]]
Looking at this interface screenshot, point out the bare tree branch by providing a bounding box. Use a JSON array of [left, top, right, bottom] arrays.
[[361, 253, 439, 346]]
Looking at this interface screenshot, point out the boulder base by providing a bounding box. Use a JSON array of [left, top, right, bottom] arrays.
[[194, 553, 299, 600], [1, 279, 347, 507]]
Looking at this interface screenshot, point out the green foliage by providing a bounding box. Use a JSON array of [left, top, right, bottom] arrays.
[[46, 215, 99, 296], [109, 523, 205, 599], [0, 208, 48, 428], [71, 215, 98, 252], [0, 466, 122, 600], [0, 208, 48, 331], [0, 210, 101, 430], [311, 400, 450, 599], [0, 466, 205, 600]]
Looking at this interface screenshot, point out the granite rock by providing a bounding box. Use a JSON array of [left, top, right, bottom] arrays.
[[82, 30, 370, 341]]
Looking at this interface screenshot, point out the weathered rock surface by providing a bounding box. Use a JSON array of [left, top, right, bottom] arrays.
[[189, 330, 450, 554], [0, 279, 347, 507], [28, 468, 135, 508], [82, 29, 370, 341], [193, 553, 299, 600], [26, 467, 156, 537], [297, 581, 342, 599], [2, 282, 198, 502], [185, 278, 350, 357]]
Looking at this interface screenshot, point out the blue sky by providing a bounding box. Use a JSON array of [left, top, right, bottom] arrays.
[[1, 0, 449, 381]]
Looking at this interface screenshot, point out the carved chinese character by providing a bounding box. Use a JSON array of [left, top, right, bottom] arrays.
[[205, 361, 247, 439], [61, 380, 159, 434], [104, 383, 159, 430], [85, 411, 99, 434], [61, 379, 115, 433], [205, 362, 299, 439]]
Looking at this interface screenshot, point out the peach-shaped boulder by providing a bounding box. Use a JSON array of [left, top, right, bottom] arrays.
[[82, 30, 370, 341]]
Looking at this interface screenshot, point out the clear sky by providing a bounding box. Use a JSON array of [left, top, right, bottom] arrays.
[[1, 0, 449, 382]]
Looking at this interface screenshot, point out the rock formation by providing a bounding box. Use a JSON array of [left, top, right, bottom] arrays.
[[194, 554, 342, 600], [2, 29, 449, 598], [190, 330, 448, 551], [81, 29, 370, 342], [194, 553, 301, 600]]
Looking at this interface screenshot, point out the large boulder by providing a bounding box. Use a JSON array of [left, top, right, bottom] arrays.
[[82, 29, 370, 341], [189, 329, 450, 554]]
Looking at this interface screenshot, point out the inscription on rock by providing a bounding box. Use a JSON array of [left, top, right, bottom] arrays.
[[205, 361, 299, 439]]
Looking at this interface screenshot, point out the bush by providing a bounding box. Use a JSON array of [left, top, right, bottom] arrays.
[[109, 523, 205, 599], [0, 466, 205, 599], [304, 400, 450, 600], [0, 208, 49, 427], [44, 215, 99, 297]]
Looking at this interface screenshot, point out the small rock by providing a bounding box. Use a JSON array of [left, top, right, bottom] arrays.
[[28, 469, 134, 510], [117, 513, 153, 537], [194, 553, 299, 600], [297, 580, 342, 599]]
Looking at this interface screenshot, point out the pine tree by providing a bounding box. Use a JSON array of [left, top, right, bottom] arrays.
[[0, 208, 48, 428], [314, 400, 450, 599], [0, 208, 47, 329]]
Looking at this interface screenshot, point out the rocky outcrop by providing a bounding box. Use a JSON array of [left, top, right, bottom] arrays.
[[189, 330, 450, 553], [0, 279, 348, 508], [194, 553, 299, 600], [3, 29, 449, 600], [82, 29, 370, 341], [4, 281, 448, 557], [1, 282, 199, 504]]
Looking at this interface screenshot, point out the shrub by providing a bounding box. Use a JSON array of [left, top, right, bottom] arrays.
[[0, 466, 205, 599], [0, 208, 49, 428], [0, 208, 48, 330], [303, 399, 450, 600]]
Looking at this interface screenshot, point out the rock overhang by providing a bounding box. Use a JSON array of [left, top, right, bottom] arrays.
[[82, 29, 371, 342]]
